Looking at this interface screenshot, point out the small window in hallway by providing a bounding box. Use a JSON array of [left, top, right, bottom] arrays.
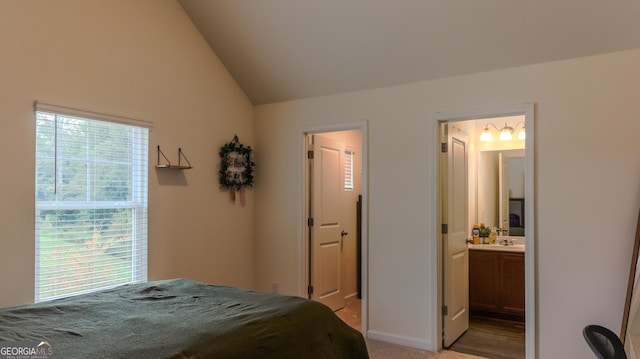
[[344, 150, 354, 190]]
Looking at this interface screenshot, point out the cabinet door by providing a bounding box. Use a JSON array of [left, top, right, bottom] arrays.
[[469, 250, 500, 312], [499, 252, 526, 315]]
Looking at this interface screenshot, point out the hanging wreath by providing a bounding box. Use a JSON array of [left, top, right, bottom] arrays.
[[219, 135, 255, 204]]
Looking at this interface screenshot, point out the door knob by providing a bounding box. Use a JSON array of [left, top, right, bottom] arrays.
[[341, 230, 348, 237]]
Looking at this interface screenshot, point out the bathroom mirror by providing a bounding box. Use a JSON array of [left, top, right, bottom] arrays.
[[477, 149, 525, 236]]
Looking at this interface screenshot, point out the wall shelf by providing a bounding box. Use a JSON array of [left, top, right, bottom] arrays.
[[156, 146, 192, 169]]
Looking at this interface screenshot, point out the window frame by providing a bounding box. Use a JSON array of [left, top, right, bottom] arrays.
[[344, 149, 355, 191], [34, 102, 151, 302]]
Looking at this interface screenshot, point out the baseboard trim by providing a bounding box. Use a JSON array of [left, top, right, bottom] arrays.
[[345, 292, 359, 300], [367, 330, 433, 351]]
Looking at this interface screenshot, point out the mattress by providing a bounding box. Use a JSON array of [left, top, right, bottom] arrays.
[[0, 278, 369, 358]]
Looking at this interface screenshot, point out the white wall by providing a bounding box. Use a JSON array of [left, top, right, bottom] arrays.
[[254, 49, 640, 358], [0, 0, 254, 308]]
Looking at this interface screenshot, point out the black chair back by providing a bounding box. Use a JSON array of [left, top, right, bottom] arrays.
[[583, 325, 627, 359]]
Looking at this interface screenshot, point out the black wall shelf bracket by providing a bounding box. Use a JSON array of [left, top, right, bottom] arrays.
[[156, 146, 193, 169]]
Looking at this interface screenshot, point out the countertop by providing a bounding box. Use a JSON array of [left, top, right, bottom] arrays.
[[468, 237, 525, 253], [468, 243, 525, 253]]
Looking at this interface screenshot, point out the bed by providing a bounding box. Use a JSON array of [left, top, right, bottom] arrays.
[[0, 278, 369, 358]]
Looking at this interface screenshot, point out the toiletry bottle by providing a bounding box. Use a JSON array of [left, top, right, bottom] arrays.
[[489, 227, 497, 245], [472, 224, 480, 244], [480, 222, 487, 244]]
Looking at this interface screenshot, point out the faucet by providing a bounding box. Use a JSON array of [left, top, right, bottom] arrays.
[[500, 220, 509, 236], [500, 237, 514, 246]]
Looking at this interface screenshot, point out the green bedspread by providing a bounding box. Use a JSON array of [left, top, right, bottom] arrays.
[[0, 279, 369, 358]]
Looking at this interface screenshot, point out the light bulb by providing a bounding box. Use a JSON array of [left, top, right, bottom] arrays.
[[499, 129, 512, 141], [518, 129, 526, 140], [480, 128, 492, 141]]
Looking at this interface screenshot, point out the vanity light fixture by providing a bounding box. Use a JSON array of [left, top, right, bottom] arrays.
[[499, 125, 514, 141], [480, 121, 525, 142], [480, 125, 495, 141], [518, 125, 526, 140]]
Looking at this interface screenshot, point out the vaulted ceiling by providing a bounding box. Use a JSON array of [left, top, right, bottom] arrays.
[[178, 0, 640, 105]]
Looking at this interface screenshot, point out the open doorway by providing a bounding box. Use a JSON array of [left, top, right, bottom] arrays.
[[436, 105, 535, 359], [300, 123, 368, 335]]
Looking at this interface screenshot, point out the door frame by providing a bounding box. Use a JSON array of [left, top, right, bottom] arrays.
[[299, 120, 369, 335], [433, 104, 535, 358]]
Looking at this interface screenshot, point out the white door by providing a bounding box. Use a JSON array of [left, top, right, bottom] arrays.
[[442, 124, 469, 347], [310, 134, 345, 311]]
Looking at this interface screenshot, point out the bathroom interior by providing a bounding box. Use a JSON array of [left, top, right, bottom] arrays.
[[448, 115, 527, 359]]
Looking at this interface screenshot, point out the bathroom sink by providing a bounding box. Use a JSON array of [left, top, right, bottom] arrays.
[[496, 236, 525, 245], [467, 236, 525, 252]]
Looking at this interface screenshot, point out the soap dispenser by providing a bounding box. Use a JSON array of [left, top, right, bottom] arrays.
[[489, 227, 497, 245]]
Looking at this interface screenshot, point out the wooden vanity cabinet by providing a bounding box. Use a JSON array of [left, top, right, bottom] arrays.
[[499, 252, 526, 315], [469, 250, 525, 317], [469, 250, 500, 312]]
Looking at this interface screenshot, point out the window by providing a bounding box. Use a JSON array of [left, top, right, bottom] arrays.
[[344, 150, 355, 191], [35, 103, 149, 301]]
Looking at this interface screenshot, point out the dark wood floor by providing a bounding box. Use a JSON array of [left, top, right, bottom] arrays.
[[448, 315, 525, 359]]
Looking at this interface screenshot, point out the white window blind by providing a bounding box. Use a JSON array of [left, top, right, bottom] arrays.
[[35, 105, 149, 302], [344, 150, 354, 191]]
